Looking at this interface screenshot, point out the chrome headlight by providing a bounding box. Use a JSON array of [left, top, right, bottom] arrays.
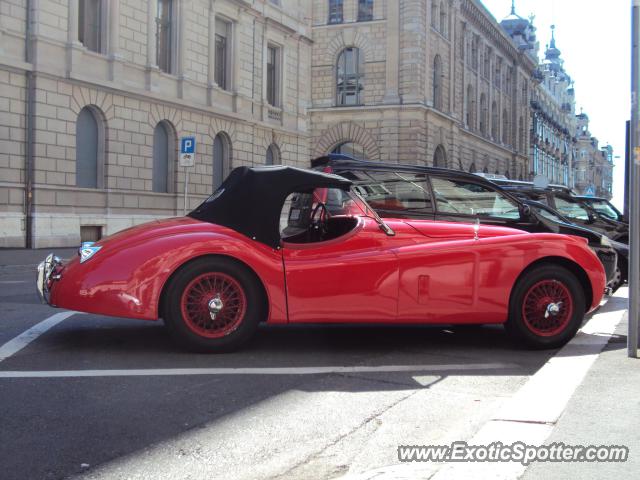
[[36, 253, 62, 304]]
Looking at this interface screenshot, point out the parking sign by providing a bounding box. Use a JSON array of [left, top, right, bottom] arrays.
[[180, 136, 196, 167]]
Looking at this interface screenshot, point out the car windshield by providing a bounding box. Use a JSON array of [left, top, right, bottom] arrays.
[[337, 170, 433, 217], [553, 197, 591, 221], [587, 199, 621, 220], [430, 177, 520, 219]]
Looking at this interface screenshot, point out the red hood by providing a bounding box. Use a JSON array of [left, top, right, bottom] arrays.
[[403, 219, 529, 240]]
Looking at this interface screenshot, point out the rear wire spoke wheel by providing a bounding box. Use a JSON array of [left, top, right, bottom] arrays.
[[506, 265, 585, 349], [180, 272, 247, 338], [164, 258, 265, 352]]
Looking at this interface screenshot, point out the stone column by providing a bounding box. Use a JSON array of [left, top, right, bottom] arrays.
[[108, 0, 122, 81], [146, 0, 158, 68], [176, 0, 186, 98], [66, 0, 83, 75], [382, 0, 400, 104], [448, 6, 456, 114], [108, 0, 120, 55], [68, 0, 79, 45], [207, 0, 217, 103], [145, 0, 158, 90]]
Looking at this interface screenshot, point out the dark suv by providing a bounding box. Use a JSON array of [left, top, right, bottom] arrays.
[[313, 154, 620, 290], [490, 180, 629, 244]]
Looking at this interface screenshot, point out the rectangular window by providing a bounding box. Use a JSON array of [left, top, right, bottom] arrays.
[[266, 45, 279, 107], [358, 0, 373, 21], [78, 0, 102, 53], [215, 18, 231, 90], [483, 47, 491, 78], [494, 58, 502, 88], [328, 0, 343, 24], [471, 35, 479, 70], [156, 0, 172, 73]]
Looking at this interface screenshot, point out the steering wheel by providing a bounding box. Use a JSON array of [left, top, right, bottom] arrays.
[[308, 202, 330, 242]]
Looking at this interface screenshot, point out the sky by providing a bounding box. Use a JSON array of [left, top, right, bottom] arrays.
[[481, 0, 631, 209]]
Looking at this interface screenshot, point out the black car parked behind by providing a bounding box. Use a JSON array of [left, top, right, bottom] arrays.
[[313, 154, 619, 291]]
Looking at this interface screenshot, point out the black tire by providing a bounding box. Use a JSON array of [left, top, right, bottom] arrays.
[[163, 257, 265, 352], [608, 266, 623, 294], [505, 265, 586, 349]]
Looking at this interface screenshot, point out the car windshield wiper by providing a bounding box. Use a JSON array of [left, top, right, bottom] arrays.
[[351, 190, 396, 236]]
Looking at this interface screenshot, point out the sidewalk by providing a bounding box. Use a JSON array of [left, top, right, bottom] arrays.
[[0, 248, 77, 267], [522, 296, 640, 479]]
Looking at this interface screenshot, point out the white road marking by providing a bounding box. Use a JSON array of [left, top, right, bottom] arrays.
[[0, 311, 77, 363], [0, 280, 29, 284], [427, 290, 628, 480], [0, 362, 517, 378]]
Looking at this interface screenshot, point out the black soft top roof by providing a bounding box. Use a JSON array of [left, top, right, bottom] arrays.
[[189, 165, 352, 248]]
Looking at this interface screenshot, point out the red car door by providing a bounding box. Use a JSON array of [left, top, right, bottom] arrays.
[[283, 217, 415, 323]]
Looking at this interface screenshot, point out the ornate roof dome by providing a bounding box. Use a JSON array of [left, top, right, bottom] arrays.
[[500, 0, 530, 35], [545, 25, 561, 60]]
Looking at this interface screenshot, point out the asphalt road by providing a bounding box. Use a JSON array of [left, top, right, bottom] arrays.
[[0, 259, 626, 480]]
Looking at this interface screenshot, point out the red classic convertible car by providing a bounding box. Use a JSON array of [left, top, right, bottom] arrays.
[[37, 165, 605, 351]]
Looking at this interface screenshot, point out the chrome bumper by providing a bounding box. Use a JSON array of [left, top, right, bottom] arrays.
[[36, 253, 62, 305]]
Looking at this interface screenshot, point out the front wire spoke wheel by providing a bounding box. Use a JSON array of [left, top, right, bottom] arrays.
[[180, 272, 247, 339], [522, 280, 573, 337]]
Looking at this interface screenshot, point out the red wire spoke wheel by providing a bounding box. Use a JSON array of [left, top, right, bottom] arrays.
[[521, 280, 573, 337], [180, 272, 247, 339], [506, 265, 585, 349], [164, 258, 265, 352]]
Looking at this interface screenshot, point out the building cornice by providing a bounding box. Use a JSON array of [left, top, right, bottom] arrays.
[[460, 0, 537, 74]]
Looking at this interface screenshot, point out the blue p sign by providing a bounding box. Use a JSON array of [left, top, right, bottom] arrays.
[[180, 136, 196, 154]]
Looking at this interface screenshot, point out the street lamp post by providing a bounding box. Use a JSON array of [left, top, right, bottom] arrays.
[[629, 0, 640, 357]]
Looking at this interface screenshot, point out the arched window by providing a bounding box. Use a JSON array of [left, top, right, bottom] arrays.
[[152, 121, 174, 193], [332, 141, 366, 160], [266, 144, 280, 165], [433, 55, 443, 110], [491, 101, 498, 140], [502, 109, 509, 144], [468, 162, 476, 173], [483, 166, 489, 173], [433, 145, 447, 167], [439, 1, 447, 35], [479, 93, 487, 135], [505, 169, 510, 179], [213, 132, 231, 190], [466, 84, 475, 129], [76, 106, 102, 188], [336, 47, 364, 106]]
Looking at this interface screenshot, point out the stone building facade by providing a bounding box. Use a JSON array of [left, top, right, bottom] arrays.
[[0, 0, 312, 247], [1, 0, 614, 248], [309, 0, 535, 180], [528, 27, 577, 186], [574, 113, 614, 199]]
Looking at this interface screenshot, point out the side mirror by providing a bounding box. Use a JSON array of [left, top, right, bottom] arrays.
[[519, 204, 531, 219]]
